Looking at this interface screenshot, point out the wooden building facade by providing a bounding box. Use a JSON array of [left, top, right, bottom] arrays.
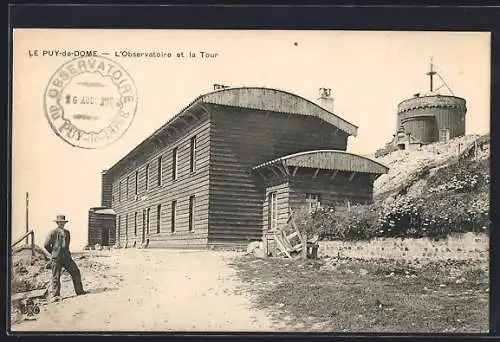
[[88, 207, 116, 247], [94, 87, 388, 248]]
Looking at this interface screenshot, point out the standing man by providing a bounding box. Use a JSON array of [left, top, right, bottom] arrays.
[[44, 214, 86, 302]]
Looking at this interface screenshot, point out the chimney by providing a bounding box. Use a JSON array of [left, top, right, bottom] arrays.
[[213, 84, 230, 91], [317, 87, 334, 113]]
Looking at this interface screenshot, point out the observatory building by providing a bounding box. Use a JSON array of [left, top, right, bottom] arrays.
[[376, 60, 467, 157], [88, 86, 388, 248]]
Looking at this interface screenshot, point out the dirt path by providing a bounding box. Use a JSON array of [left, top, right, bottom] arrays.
[[11, 249, 284, 332]]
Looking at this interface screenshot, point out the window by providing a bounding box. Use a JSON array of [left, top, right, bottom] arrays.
[[146, 208, 151, 235], [118, 181, 122, 202], [117, 216, 121, 241], [190, 136, 197, 173], [125, 214, 129, 239], [134, 171, 139, 196], [305, 193, 321, 213], [126, 176, 130, 199], [172, 147, 178, 180], [157, 204, 161, 233], [440, 129, 450, 143], [268, 192, 278, 231], [134, 212, 138, 236], [145, 164, 150, 191], [189, 195, 195, 231], [171, 200, 177, 232], [157, 156, 163, 187]]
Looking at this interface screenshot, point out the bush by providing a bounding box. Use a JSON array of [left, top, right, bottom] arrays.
[[293, 204, 381, 241], [293, 191, 489, 242], [427, 158, 489, 194]]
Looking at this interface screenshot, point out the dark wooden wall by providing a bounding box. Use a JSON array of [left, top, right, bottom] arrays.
[[208, 105, 349, 245], [101, 172, 112, 208], [109, 115, 211, 248], [88, 211, 116, 246]]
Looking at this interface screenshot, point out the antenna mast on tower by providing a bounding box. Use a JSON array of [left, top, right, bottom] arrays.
[[426, 57, 437, 92], [425, 57, 455, 96]]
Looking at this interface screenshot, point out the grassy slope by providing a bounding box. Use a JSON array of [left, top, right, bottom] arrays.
[[231, 135, 490, 333], [231, 256, 489, 333]]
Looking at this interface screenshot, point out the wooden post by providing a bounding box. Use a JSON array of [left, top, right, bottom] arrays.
[[31, 231, 35, 258], [25, 192, 29, 245]]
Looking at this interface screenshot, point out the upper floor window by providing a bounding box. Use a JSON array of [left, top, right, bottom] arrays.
[[134, 171, 139, 196], [172, 147, 178, 180], [145, 164, 150, 191], [118, 181, 122, 202], [126, 176, 130, 199], [157, 156, 163, 186], [190, 136, 197, 173]]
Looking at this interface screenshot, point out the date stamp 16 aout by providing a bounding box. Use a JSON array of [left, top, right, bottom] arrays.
[[44, 56, 138, 149]]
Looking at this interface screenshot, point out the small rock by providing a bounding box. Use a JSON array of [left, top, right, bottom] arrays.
[[359, 268, 368, 276], [246, 241, 261, 254]]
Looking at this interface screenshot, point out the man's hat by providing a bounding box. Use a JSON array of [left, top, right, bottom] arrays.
[[54, 215, 68, 223]]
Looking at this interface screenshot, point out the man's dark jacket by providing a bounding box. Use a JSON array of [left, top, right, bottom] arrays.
[[44, 227, 71, 259]]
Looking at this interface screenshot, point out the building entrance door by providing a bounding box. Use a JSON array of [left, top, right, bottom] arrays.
[[268, 191, 278, 231], [102, 226, 109, 246]]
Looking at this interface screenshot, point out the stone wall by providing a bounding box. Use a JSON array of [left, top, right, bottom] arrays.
[[318, 232, 488, 261]]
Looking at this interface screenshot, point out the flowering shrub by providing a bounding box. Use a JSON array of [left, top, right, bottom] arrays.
[[294, 204, 381, 241], [292, 156, 489, 241], [427, 158, 489, 194], [295, 191, 489, 242], [428, 174, 480, 193]]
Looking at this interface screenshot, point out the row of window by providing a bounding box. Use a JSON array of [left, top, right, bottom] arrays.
[[116, 135, 197, 203], [116, 195, 196, 238]]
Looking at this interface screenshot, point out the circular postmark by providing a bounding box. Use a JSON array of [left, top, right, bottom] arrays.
[[44, 56, 138, 149]]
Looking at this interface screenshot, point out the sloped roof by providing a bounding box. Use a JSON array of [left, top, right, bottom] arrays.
[[94, 208, 116, 215], [198, 87, 358, 136], [106, 87, 358, 175], [253, 150, 389, 175]]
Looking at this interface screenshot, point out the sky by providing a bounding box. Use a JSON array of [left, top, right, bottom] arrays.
[[11, 29, 491, 249]]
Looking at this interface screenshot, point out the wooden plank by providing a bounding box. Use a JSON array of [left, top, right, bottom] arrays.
[[11, 288, 48, 302], [349, 172, 356, 182], [274, 232, 292, 258], [312, 168, 320, 179]]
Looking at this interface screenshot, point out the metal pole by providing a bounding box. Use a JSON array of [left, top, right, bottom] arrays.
[[25, 192, 29, 245]]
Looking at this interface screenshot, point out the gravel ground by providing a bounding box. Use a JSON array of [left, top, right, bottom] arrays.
[[11, 249, 285, 332]]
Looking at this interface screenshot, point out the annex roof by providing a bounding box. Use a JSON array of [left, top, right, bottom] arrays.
[[253, 150, 389, 175], [93, 208, 116, 215]]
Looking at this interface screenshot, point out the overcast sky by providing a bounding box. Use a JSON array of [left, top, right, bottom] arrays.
[[12, 30, 490, 248]]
